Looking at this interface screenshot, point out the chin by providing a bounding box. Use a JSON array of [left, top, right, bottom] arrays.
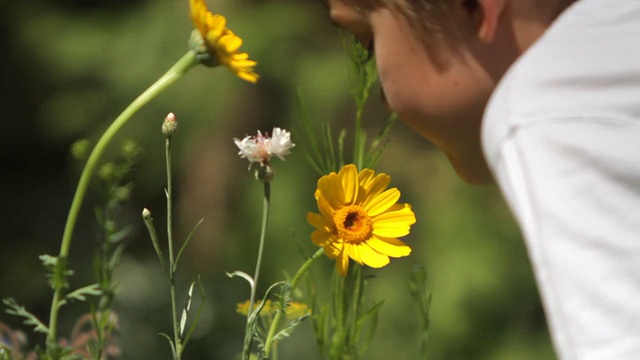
[[447, 153, 495, 185]]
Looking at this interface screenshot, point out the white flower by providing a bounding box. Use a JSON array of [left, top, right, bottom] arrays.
[[269, 127, 294, 160], [234, 127, 294, 165]]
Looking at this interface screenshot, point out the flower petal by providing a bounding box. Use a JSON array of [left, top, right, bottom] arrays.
[[361, 172, 390, 193], [340, 164, 359, 205], [367, 236, 412, 258], [220, 33, 243, 53], [325, 241, 341, 258], [311, 229, 333, 247], [346, 243, 363, 265], [317, 192, 336, 223], [336, 248, 350, 276], [364, 188, 400, 217], [360, 244, 390, 268], [372, 204, 416, 238], [358, 168, 375, 188], [307, 212, 330, 231], [235, 70, 259, 83], [318, 172, 344, 210]]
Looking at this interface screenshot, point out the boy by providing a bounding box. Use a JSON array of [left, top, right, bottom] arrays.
[[325, 0, 640, 358]]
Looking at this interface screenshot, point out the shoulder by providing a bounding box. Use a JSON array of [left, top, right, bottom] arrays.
[[482, 0, 640, 166]]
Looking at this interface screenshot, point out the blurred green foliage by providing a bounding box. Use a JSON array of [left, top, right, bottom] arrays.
[[0, 0, 554, 359]]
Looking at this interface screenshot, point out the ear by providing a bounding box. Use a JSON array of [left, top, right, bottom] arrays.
[[474, 0, 505, 43]]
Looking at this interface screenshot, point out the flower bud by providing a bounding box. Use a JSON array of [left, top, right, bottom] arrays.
[[255, 164, 275, 183], [142, 208, 152, 220], [70, 139, 91, 160], [162, 112, 178, 136], [98, 162, 117, 182]]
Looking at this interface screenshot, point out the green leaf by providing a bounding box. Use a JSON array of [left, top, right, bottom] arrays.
[[107, 224, 133, 244], [65, 283, 101, 303], [3, 298, 49, 334], [174, 218, 204, 271], [296, 88, 324, 173], [274, 313, 310, 342], [322, 122, 336, 173], [182, 277, 206, 349], [410, 265, 432, 360], [242, 281, 286, 360], [159, 333, 177, 360], [142, 210, 169, 277], [364, 113, 398, 169]]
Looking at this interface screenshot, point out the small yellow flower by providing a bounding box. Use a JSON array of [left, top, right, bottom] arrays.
[[236, 300, 311, 319], [285, 302, 311, 320], [189, 0, 259, 83], [307, 164, 416, 276], [236, 299, 275, 317]]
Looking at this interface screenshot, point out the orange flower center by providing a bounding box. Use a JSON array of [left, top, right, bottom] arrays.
[[334, 205, 373, 243]]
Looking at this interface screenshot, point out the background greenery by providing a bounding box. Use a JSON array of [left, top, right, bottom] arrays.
[[0, 0, 554, 358]]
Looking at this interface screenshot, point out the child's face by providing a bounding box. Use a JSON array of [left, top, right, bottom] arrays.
[[328, 0, 507, 183]]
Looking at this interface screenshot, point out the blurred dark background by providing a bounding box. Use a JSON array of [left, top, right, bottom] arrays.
[[0, 0, 554, 358]]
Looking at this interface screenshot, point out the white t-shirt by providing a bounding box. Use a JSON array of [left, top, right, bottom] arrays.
[[482, 0, 640, 359]]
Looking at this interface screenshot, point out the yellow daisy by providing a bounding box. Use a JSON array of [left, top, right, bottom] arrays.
[[307, 164, 416, 276], [189, 0, 259, 83]]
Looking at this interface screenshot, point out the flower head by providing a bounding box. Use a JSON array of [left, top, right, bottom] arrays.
[[189, 0, 259, 83], [234, 127, 294, 165], [307, 164, 416, 276]]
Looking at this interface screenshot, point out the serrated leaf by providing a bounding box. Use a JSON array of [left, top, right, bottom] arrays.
[[108, 224, 133, 244], [66, 284, 101, 303], [39, 254, 58, 267], [272, 314, 310, 343], [3, 298, 49, 334]]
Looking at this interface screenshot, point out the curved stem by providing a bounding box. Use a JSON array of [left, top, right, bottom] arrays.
[[47, 51, 199, 344], [264, 247, 325, 357]]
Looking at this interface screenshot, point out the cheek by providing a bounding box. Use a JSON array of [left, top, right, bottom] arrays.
[[377, 49, 491, 130], [376, 57, 449, 132], [374, 48, 429, 125], [370, 9, 434, 123], [370, 7, 493, 141]]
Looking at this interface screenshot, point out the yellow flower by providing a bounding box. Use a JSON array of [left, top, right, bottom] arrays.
[[307, 164, 416, 276], [236, 299, 311, 319], [285, 302, 311, 319], [236, 299, 275, 317], [189, 0, 259, 83]]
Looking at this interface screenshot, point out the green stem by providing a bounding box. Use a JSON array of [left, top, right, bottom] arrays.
[[242, 182, 270, 360], [166, 135, 182, 359], [47, 51, 199, 345], [264, 248, 325, 357], [353, 107, 362, 168], [248, 182, 271, 318]]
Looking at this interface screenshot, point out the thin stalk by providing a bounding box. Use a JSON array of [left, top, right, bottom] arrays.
[[166, 135, 182, 359], [264, 248, 325, 357], [47, 51, 198, 345], [353, 107, 364, 169], [248, 182, 271, 318]]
